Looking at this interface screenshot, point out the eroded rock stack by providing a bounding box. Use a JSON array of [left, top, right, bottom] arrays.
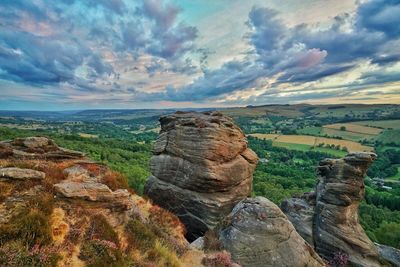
[[282, 153, 383, 266], [219, 197, 326, 267], [144, 111, 258, 240]]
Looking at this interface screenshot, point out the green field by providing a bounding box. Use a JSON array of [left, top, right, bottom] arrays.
[[273, 141, 347, 157], [297, 126, 322, 136], [378, 129, 400, 145], [353, 119, 400, 129]]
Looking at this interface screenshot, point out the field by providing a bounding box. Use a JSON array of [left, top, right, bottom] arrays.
[[323, 123, 382, 135], [273, 142, 346, 157], [78, 133, 99, 138], [249, 134, 373, 153], [378, 129, 400, 145], [353, 119, 400, 129]]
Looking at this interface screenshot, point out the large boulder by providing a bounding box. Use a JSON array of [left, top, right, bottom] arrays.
[[282, 153, 385, 266], [144, 111, 258, 240], [219, 197, 325, 267]]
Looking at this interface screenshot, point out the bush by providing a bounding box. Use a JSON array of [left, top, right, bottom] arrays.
[[146, 240, 180, 267], [125, 218, 157, 251], [101, 170, 129, 190], [0, 192, 54, 248], [86, 214, 119, 245], [0, 240, 60, 267], [79, 239, 131, 267], [202, 251, 233, 267], [203, 230, 222, 252], [329, 251, 349, 267]]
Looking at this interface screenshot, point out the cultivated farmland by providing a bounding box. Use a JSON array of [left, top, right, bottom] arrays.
[[249, 134, 373, 153]]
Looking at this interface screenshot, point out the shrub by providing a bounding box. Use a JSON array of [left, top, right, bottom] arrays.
[[148, 205, 186, 237], [81, 163, 102, 176], [85, 214, 119, 246], [329, 251, 349, 267], [0, 192, 54, 247], [0, 240, 60, 267], [0, 182, 14, 202], [202, 251, 233, 267], [101, 170, 129, 190], [14, 209, 53, 247], [79, 239, 131, 267], [203, 230, 222, 252], [146, 240, 180, 267], [125, 218, 157, 251]]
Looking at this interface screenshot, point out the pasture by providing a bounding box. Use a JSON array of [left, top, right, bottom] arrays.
[[249, 133, 373, 153]]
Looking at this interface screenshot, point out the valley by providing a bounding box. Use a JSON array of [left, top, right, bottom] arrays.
[[1, 104, 400, 251]]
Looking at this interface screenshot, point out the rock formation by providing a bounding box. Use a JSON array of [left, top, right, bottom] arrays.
[[219, 197, 326, 267], [282, 153, 384, 266], [0, 167, 45, 180], [144, 111, 258, 240], [0, 136, 85, 160], [0, 137, 197, 267]]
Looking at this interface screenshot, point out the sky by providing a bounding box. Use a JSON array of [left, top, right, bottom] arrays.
[[0, 0, 399, 110]]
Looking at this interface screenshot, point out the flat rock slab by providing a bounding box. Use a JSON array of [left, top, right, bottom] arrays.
[[0, 167, 45, 180]]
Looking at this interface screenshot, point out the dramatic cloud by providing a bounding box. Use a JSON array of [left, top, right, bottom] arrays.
[[151, 0, 400, 103], [0, 0, 399, 109]]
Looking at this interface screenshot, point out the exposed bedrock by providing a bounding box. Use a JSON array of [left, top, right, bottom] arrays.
[[219, 197, 326, 267], [282, 152, 386, 267], [144, 111, 258, 240]]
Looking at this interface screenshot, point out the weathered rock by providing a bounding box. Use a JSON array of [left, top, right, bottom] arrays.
[[0, 167, 45, 180], [375, 243, 400, 267], [314, 152, 381, 266], [219, 197, 325, 267], [190, 237, 205, 250], [282, 153, 385, 266], [0, 137, 84, 160], [145, 111, 258, 240], [22, 136, 53, 148], [280, 192, 315, 245]]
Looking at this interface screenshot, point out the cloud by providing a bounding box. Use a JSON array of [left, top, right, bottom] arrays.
[[147, 0, 400, 102], [0, 0, 399, 107], [0, 0, 199, 94]]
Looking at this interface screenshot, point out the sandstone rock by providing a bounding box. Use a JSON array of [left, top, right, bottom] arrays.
[[219, 197, 325, 267], [280, 193, 315, 245], [22, 136, 52, 148], [145, 112, 258, 240], [375, 243, 400, 267], [1, 137, 84, 160], [282, 153, 385, 267], [0, 167, 45, 180], [314, 152, 381, 267]]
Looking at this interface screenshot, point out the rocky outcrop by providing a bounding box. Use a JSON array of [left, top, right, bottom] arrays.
[[0, 137, 192, 267], [0, 167, 45, 180], [144, 111, 258, 240], [280, 192, 315, 245], [0, 137, 85, 160], [282, 153, 384, 266], [219, 197, 325, 267]]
